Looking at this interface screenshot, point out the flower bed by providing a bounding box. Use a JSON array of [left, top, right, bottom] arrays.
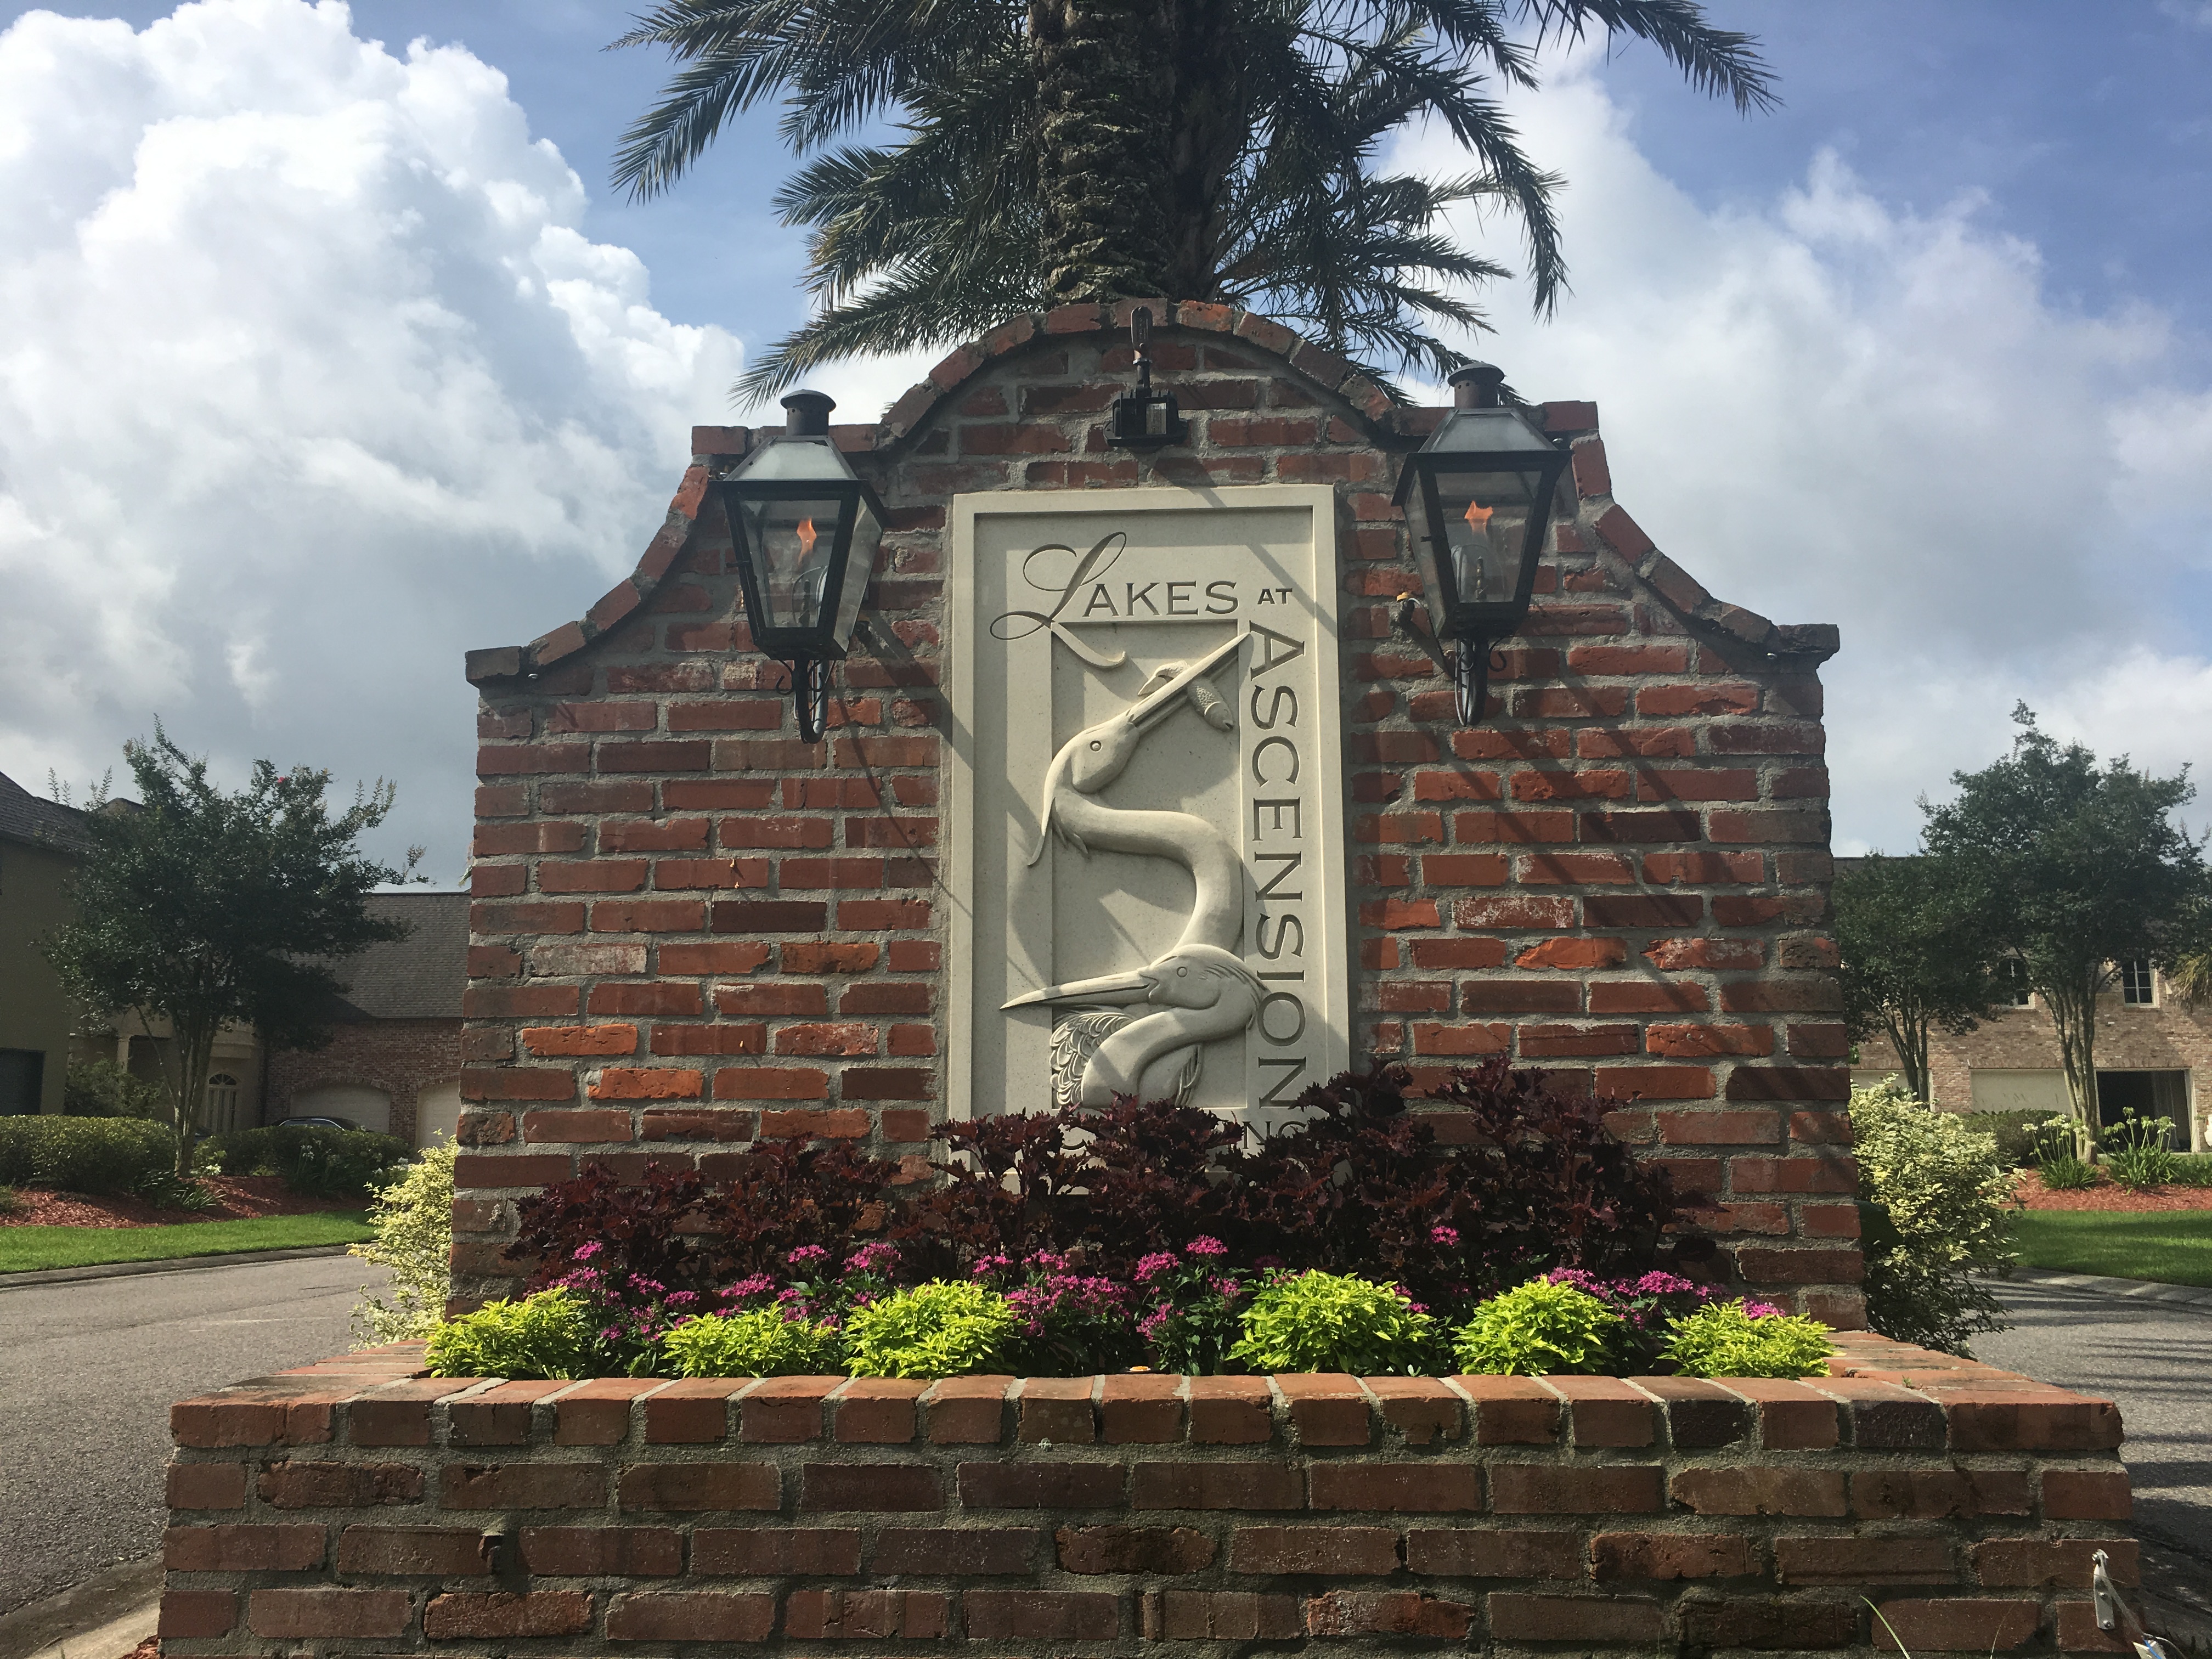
[[161, 1330, 2137, 1657]]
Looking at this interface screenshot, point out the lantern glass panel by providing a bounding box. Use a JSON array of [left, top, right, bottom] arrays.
[[829, 494, 881, 649], [1431, 464, 1552, 613], [738, 495, 845, 632]]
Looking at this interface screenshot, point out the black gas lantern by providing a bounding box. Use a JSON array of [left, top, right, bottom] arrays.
[[1393, 363, 1572, 725], [714, 389, 887, 742]]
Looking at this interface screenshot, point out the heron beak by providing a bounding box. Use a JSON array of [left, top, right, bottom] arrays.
[[1001, 967, 1154, 1011], [1124, 630, 1244, 730]]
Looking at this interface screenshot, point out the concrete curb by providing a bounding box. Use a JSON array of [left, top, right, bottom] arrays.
[[0, 1243, 356, 1291], [1995, 1265, 2212, 1313], [0, 1556, 159, 1659]]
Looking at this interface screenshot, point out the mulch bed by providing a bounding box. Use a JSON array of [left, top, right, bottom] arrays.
[[0, 1175, 349, 1228], [2013, 1170, 2212, 1212]]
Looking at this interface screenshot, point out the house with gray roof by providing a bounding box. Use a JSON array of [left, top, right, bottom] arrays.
[[0, 770, 88, 1114]]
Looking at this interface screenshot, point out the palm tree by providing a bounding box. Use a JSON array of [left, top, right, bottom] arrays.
[[611, 1, 1775, 404]]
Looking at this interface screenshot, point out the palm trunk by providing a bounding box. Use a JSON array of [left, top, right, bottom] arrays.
[[1031, 0, 1178, 302], [1030, 0, 1242, 303]]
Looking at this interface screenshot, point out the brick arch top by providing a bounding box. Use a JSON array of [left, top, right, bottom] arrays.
[[463, 300, 1838, 688]]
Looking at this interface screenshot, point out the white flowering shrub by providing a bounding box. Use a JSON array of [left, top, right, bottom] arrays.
[[349, 1141, 454, 1344], [1851, 1080, 2016, 1355]]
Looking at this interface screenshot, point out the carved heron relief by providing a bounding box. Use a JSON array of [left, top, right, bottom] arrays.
[[1001, 633, 1262, 1108]]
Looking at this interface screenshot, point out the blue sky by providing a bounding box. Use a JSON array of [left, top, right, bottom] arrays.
[[2, 0, 2209, 876]]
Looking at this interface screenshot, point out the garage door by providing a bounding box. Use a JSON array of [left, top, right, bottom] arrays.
[[414, 1081, 464, 1148], [293, 1084, 392, 1136]]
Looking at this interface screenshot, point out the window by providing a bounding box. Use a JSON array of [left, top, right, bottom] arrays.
[[1998, 958, 2032, 1007], [0, 1049, 43, 1115], [2120, 960, 2156, 1006]]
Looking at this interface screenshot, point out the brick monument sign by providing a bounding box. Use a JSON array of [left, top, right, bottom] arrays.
[[453, 300, 1849, 1318]]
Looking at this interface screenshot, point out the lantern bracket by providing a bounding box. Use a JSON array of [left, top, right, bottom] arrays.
[[1108, 307, 1187, 449]]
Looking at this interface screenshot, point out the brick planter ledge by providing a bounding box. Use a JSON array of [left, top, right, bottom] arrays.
[[163, 1329, 2137, 1656]]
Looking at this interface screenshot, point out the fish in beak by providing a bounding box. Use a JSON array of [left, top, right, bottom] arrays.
[[1121, 631, 1244, 731]]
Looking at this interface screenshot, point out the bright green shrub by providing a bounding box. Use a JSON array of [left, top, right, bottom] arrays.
[[350, 1143, 455, 1345], [1852, 1081, 2016, 1355], [843, 1281, 1017, 1379], [0, 1114, 171, 1195], [1452, 1278, 1622, 1375], [662, 1309, 843, 1378], [425, 1288, 601, 1380], [2169, 1154, 2212, 1189], [1662, 1300, 1835, 1379], [202, 1124, 409, 1199], [1226, 1270, 1440, 1375]]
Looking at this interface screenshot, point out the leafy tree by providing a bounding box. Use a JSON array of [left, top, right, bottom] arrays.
[[1922, 707, 2211, 1154], [612, 0, 1775, 402], [42, 730, 420, 1176], [1833, 852, 2002, 1104]]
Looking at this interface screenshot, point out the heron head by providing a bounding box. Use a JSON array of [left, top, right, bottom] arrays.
[[1139, 946, 1262, 1011], [1063, 713, 1150, 794]]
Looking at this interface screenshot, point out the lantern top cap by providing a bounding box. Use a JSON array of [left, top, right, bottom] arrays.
[[781, 389, 836, 437], [1449, 363, 1505, 410]]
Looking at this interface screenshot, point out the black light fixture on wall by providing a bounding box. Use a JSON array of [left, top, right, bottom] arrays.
[[713, 390, 887, 742], [1393, 363, 1573, 726]]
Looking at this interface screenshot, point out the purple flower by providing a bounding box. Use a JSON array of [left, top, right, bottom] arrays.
[[1134, 1252, 1179, 1283], [722, 1274, 775, 1304], [970, 1253, 1013, 1280], [1742, 1300, 1787, 1319], [1430, 1224, 1460, 1246], [572, 1241, 603, 1261], [1185, 1236, 1227, 1259], [787, 1245, 830, 1269]]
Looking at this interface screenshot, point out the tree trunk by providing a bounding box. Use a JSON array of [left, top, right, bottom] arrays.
[[2045, 976, 2101, 1159], [1884, 1010, 1932, 1105], [1029, 0, 1242, 303]]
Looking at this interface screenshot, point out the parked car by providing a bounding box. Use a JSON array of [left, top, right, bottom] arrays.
[[271, 1115, 360, 1132]]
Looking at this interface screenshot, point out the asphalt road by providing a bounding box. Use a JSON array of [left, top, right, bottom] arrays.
[[0, 1253, 387, 1616], [1977, 1277, 2212, 1563]]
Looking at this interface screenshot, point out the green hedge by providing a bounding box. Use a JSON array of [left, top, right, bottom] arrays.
[[1960, 1110, 2052, 1169], [201, 1124, 410, 1199], [0, 1115, 172, 1195]]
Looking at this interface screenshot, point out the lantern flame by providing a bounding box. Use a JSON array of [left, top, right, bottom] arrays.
[[1462, 500, 1493, 532], [794, 516, 819, 556]]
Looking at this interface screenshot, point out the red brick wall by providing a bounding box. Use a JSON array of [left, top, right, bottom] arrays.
[[268, 1019, 461, 1144], [456, 302, 1852, 1318], [161, 1331, 2135, 1658]]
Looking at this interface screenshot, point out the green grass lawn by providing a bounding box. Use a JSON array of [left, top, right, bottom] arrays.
[[2010, 1210, 2212, 1289], [0, 1211, 373, 1274]]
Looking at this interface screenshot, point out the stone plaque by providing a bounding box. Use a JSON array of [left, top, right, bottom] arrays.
[[945, 486, 1350, 1127]]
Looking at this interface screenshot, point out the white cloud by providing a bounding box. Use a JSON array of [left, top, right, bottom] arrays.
[[1398, 63, 2212, 853], [0, 0, 743, 877]]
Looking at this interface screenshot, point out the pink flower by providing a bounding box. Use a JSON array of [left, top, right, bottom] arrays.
[[1743, 1300, 1787, 1319], [787, 1245, 830, 1269], [843, 1242, 900, 1277], [1185, 1236, 1227, 1258], [1430, 1224, 1460, 1246], [1134, 1252, 1179, 1283], [572, 1242, 603, 1261]]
